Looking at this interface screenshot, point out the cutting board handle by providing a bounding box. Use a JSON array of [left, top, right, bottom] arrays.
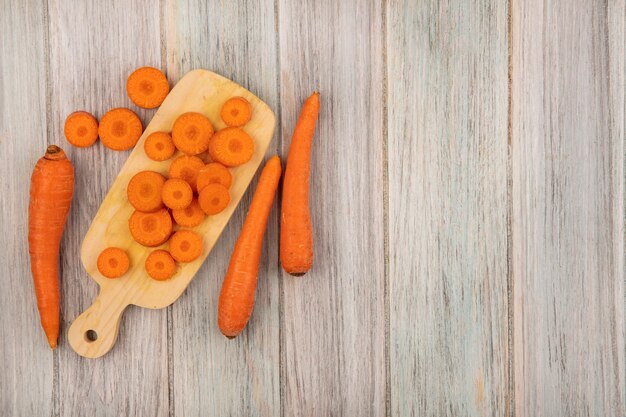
[[68, 289, 129, 358]]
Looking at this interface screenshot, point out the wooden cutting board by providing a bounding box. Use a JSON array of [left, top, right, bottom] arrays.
[[68, 70, 276, 358]]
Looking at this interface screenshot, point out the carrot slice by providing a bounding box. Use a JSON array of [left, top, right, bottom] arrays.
[[172, 198, 205, 227], [168, 155, 205, 191], [169, 230, 203, 262], [196, 162, 232, 191], [144, 131, 175, 161], [145, 250, 176, 280], [198, 183, 230, 215], [126, 67, 170, 109], [99, 108, 143, 150], [97, 247, 130, 279], [208, 127, 254, 167], [64, 111, 98, 147], [220, 97, 252, 127], [129, 209, 172, 247], [162, 178, 193, 210], [171, 112, 214, 155], [127, 171, 166, 212]]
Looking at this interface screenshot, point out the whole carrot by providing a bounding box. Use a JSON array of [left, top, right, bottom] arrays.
[[28, 145, 74, 348], [280, 92, 320, 276], [218, 156, 282, 338]]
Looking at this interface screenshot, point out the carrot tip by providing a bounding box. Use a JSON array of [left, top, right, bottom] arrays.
[[48, 337, 57, 349]]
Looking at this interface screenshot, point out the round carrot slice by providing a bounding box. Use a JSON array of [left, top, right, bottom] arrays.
[[64, 111, 99, 147], [172, 198, 205, 227], [197, 162, 232, 191], [198, 183, 230, 215], [126, 67, 170, 109], [162, 178, 193, 210], [208, 127, 254, 167], [127, 170, 166, 212], [144, 131, 175, 161], [220, 97, 252, 127], [129, 209, 172, 247], [97, 247, 130, 279], [169, 230, 203, 262], [145, 250, 176, 280], [168, 155, 205, 191], [171, 112, 214, 155], [99, 108, 143, 150]]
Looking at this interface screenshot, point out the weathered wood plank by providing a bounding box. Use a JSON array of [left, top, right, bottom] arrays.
[[278, 1, 386, 416], [164, 1, 281, 416], [0, 1, 53, 415], [387, 1, 510, 415], [46, 0, 169, 415], [511, 0, 625, 415]]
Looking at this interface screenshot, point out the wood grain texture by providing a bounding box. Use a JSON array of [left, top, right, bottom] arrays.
[[511, 0, 625, 415], [278, 1, 386, 416], [0, 1, 53, 415], [387, 1, 509, 416], [46, 0, 169, 414], [165, 1, 281, 416]]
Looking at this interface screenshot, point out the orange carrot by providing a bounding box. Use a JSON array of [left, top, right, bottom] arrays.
[[196, 162, 232, 191], [129, 208, 172, 247], [208, 127, 254, 167], [98, 108, 143, 151], [64, 111, 98, 148], [220, 97, 252, 127], [28, 145, 74, 348], [127, 170, 165, 212], [169, 230, 203, 262], [144, 131, 175, 161], [161, 178, 193, 210], [280, 92, 320, 276], [145, 250, 176, 281], [218, 156, 281, 338], [97, 247, 130, 278], [198, 183, 230, 215], [126, 66, 170, 109], [172, 198, 205, 227], [171, 112, 214, 155], [168, 155, 205, 192]]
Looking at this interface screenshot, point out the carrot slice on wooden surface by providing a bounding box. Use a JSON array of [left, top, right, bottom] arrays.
[[280, 92, 320, 276], [168, 155, 205, 191], [98, 108, 143, 151], [196, 162, 232, 191], [220, 97, 252, 127], [198, 183, 230, 215], [64, 111, 99, 147], [208, 127, 254, 167], [171, 112, 214, 155], [172, 198, 205, 227], [145, 250, 176, 281], [169, 230, 203, 262], [127, 170, 165, 212], [218, 156, 281, 338], [162, 178, 193, 210], [128, 208, 172, 247], [144, 131, 175, 161], [126, 66, 169, 109], [97, 247, 130, 279], [28, 145, 74, 349]]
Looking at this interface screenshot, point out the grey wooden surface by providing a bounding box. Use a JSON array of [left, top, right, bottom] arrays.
[[0, 1, 623, 416]]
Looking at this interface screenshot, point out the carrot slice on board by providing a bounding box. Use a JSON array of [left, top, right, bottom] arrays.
[[128, 209, 172, 247], [145, 250, 176, 280], [168, 155, 205, 191], [196, 162, 232, 191], [64, 111, 98, 147], [198, 183, 230, 215], [208, 127, 254, 167], [126, 66, 170, 109], [98, 108, 143, 151], [169, 230, 203, 263], [172, 198, 205, 227], [220, 97, 252, 127], [127, 170, 166, 212], [171, 112, 214, 155], [144, 131, 175, 161], [161, 178, 193, 210], [97, 247, 130, 279]]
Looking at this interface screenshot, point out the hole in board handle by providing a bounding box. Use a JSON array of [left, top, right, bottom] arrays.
[[85, 330, 98, 342]]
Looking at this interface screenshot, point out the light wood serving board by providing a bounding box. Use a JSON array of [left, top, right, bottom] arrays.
[[68, 70, 276, 358]]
